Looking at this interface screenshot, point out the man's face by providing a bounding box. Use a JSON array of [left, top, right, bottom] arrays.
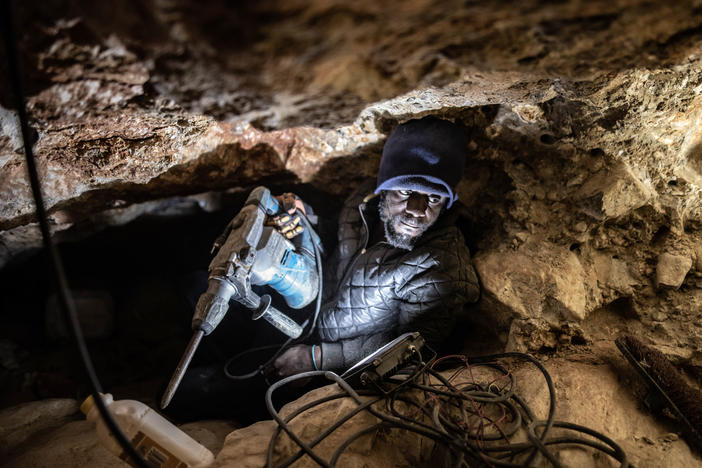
[[378, 189, 447, 250]]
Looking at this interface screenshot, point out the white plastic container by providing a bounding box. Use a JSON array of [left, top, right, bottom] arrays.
[[81, 393, 214, 468]]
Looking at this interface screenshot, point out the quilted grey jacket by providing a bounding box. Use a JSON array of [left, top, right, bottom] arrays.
[[317, 180, 480, 371]]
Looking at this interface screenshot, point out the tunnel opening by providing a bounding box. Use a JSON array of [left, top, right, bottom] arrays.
[[0, 184, 345, 411]]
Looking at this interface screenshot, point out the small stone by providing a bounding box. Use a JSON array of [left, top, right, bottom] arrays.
[[656, 253, 693, 289], [573, 221, 587, 233], [642, 436, 655, 445], [661, 433, 679, 442], [567, 174, 586, 187], [589, 159, 604, 172], [546, 190, 561, 201], [515, 231, 529, 242], [652, 311, 668, 322]]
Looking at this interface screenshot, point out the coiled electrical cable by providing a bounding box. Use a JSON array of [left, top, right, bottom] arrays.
[[264, 352, 630, 468], [1, 4, 149, 467]]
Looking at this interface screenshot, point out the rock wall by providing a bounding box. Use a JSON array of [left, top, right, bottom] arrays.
[[1, 1, 702, 370]]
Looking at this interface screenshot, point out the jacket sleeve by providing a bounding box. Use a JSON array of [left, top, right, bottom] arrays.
[[319, 332, 393, 372], [394, 242, 480, 352]]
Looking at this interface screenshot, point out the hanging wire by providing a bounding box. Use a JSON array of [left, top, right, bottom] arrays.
[[1, 4, 149, 467]]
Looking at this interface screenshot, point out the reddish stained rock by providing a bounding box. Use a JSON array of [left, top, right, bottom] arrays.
[[2, 0, 702, 370]]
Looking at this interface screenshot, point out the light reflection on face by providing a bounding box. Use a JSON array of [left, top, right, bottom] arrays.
[[378, 189, 447, 250]]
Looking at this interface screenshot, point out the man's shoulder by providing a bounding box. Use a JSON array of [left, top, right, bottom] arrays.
[[343, 178, 376, 207], [337, 178, 376, 227], [414, 224, 469, 260]]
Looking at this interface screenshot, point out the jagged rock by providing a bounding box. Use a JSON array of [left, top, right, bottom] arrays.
[[591, 252, 638, 296], [694, 244, 702, 273], [2, 2, 702, 463], [515, 352, 702, 468], [656, 252, 693, 289], [576, 161, 654, 220], [474, 242, 595, 323], [506, 318, 561, 352], [2, 0, 702, 269]]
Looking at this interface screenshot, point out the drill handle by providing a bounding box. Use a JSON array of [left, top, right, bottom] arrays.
[[210, 186, 279, 255], [250, 293, 303, 339], [247, 186, 280, 216]]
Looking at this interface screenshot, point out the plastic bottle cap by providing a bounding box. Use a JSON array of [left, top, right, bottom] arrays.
[[80, 394, 95, 415]]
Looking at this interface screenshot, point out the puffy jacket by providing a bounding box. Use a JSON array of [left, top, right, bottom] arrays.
[[317, 180, 480, 371]]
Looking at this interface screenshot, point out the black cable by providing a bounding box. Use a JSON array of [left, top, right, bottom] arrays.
[[265, 371, 367, 467], [265, 368, 460, 467], [0, 3, 149, 467], [328, 423, 385, 466], [263, 352, 629, 468], [268, 358, 436, 468], [266, 391, 356, 467], [224, 343, 283, 380], [269, 393, 381, 468], [465, 352, 556, 466]]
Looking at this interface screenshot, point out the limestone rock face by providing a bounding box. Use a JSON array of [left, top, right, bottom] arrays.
[[1, 0, 702, 412], [475, 243, 594, 323], [656, 252, 693, 289]]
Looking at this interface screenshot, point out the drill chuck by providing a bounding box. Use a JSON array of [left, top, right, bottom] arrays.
[[192, 278, 237, 335]]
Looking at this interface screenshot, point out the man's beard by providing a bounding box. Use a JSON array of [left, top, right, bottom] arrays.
[[378, 192, 433, 250]]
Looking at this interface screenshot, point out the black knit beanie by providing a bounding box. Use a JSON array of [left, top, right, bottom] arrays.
[[375, 116, 467, 208]]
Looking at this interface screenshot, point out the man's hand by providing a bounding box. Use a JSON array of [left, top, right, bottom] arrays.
[[267, 192, 307, 239], [273, 344, 321, 378]]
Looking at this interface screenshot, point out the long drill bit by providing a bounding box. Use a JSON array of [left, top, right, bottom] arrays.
[[161, 330, 204, 409]]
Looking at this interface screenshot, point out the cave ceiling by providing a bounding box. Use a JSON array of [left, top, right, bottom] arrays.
[[1, 0, 702, 357]]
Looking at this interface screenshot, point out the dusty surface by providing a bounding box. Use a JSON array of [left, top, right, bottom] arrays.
[[212, 354, 702, 467], [2, 357, 700, 467], [1, 0, 702, 465], [0, 400, 236, 467]]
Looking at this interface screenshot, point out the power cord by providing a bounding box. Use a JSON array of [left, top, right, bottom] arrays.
[[1, 4, 149, 467], [264, 352, 630, 467]]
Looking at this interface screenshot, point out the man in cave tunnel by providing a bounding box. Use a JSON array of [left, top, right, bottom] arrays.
[[165, 116, 481, 422]]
